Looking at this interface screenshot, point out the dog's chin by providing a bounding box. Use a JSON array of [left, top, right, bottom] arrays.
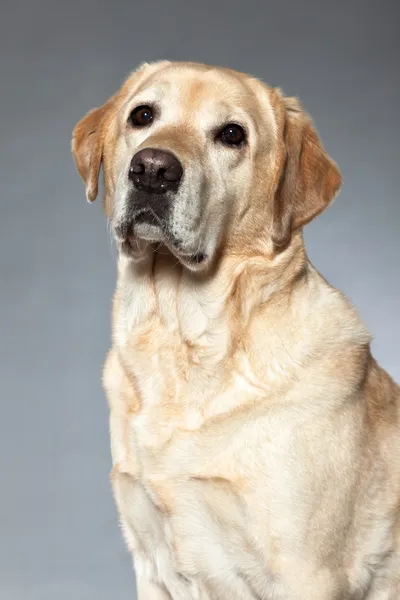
[[116, 221, 209, 272]]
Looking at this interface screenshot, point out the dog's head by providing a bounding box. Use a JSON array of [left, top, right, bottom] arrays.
[[72, 61, 341, 271]]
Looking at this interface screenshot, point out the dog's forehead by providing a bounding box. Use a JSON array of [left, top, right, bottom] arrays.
[[132, 63, 269, 118]]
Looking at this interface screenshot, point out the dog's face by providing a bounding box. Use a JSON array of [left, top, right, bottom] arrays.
[[72, 61, 341, 271]]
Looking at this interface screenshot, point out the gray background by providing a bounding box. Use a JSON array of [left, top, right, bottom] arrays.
[[0, 0, 398, 598]]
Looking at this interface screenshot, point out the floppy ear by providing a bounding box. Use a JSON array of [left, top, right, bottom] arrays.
[[272, 96, 342, 249], [71, 95, 117, 203]]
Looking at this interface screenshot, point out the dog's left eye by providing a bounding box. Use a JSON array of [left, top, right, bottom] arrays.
[[217, 124, 246, 146], [129, 105, 153, 127]]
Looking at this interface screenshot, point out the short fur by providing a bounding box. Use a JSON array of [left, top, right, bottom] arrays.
[[72, 61, 400, 599]]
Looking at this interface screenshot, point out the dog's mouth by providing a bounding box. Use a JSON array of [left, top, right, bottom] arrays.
[[114, 214, 208, 271]]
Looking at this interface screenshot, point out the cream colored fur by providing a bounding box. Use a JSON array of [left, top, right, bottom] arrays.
[[72, 61, 400, 599]]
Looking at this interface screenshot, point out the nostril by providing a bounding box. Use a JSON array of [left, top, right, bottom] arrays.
[[163, 165, 182, 182], [130, 162, 145, 175]]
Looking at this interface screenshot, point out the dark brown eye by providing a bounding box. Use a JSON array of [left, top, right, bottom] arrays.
[[129, 105, 153, 127], [218, 123, 246, 146]]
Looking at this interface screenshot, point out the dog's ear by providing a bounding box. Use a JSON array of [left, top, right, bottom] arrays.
[[71, 95, 118, 203], [71, 61, 170, 203], [272, 96, 342, 249]]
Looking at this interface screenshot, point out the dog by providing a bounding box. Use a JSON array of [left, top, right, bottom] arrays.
[[72, 61, 400, 599]]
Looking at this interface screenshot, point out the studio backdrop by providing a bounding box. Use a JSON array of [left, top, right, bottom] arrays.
[[0, 1, 398, 599]]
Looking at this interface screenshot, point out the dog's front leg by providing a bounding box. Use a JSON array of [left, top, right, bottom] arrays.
[[112, 468, 173, 599], [105, 350, 169, 598]]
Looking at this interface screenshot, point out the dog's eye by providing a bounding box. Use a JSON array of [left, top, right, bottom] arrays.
[[129, 105, 153, 127], [218, 124, 246, 146]]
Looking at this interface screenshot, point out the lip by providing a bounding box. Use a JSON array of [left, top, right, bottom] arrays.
[[133, 221, 164, 242], [116, 221, 208, 271], [175, 250, 208, 270]]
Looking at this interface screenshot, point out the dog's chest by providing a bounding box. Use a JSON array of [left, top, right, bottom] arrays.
[[110, 260, 299, 598], [110, 360, 299, 598], [111, 357, 290, 596], [112, 402, 293, 600]]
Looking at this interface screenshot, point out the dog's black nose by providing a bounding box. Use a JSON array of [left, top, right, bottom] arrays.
[[129, 148, 183, 194]]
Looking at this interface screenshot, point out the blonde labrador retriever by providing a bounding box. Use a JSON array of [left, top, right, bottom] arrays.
[[72, 61, 400, 599]]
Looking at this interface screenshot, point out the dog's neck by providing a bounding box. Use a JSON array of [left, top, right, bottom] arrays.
[[113, 232, 370, 424], [112, 232, 320, 426], [114, 232, 308, 358]]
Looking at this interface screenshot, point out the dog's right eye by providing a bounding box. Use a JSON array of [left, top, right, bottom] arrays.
[[129, 105, 153, 127], [217, 123, 246, 147]]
